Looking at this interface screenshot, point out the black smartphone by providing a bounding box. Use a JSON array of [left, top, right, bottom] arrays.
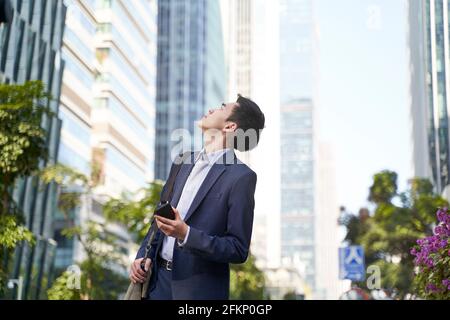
[[154, 201, 175, 220]]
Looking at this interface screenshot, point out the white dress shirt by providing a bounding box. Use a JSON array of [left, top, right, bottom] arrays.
[[160, 148, 231, 262]]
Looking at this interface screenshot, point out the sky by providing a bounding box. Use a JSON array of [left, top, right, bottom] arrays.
[[316, 0, 412, 213]]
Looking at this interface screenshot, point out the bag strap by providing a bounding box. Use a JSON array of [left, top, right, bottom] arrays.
[[141, 152, 192, 262], [160, 152, 190, 203]]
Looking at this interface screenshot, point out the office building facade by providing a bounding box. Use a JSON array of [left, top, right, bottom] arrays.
[[54, 0, 158, 274], [155, 0, 226, 180], [0, 0, 66, 299], [409, 0, 450, 197], [279, 0, 318, 292], [220, 0, 252, 99], [280, 99, 316, 292]]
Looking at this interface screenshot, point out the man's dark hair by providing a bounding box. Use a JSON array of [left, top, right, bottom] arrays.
[[227, 94, 265, 152]]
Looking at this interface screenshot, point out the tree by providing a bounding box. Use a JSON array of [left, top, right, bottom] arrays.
[[0, 81, 53, 295], [41, 164, 129, 300], [230, 253, 266, 300], [340, 170, 448, 298], [102, 181, 163, 244], [282, 290, 297, 300]]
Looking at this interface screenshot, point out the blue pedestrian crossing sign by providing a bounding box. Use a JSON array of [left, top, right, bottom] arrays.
[[339, 246, 365, 281]]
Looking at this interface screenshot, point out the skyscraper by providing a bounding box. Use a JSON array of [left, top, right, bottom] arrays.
[[409, 0, 431, 182], [279, 0, 318, 293], [93, 0, 157, 195], [54, 0, 158, 274], [54, 0, 97, 269], [155, 0, 226, 180], [0, 0, 66, 299], [221, 0, 252, 99], [280, 99, 315, 291], [220, 0, 254, 166], [409, 0, 450, 198]]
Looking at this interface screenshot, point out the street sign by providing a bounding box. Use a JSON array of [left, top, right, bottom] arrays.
[[339, 246, 365, 281]]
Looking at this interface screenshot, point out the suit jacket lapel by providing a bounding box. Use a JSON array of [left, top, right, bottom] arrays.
[[183, 163, 226, 222], [171, 152, 198, 207]]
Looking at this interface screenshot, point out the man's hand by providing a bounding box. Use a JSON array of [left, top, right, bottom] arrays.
[[130, 258, 151, 284], [155, 207, 188, 241]]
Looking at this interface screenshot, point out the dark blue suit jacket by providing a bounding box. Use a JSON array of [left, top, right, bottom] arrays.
[[136, 150, 257, 299]]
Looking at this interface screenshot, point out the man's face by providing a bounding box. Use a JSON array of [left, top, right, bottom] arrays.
[[197, 102, 238, 131]]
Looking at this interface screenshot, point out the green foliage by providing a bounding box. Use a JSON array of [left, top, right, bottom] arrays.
[[42, 164, 129, 300], [0, 215, 34, 248], [46, 220, 129, 300], [47, 263, 128, 300], [40, 163, 89, 187], [340, 170, 448, 298], [0, 81, 53, 295], [0, 81, 53, 182], [230, 254, 265, 300], [40, 163, 90, 215], [103, 181, 163, 243], [368, 171, 398, 204], [46, 271, 82, 300], [77, 260, 129, 300], [283, 291, 297, 300]]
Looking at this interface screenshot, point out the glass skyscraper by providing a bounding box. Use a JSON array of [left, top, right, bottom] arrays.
[[279, 0, 317, 292], [409, 0, 450, 197], [54, 0, 158, 275], [155, 0, 226, 180], [221, 0, 252, 99], [0, 0, 66, 299], [54, 0, 97, 270], [280, 99, 315, 291]]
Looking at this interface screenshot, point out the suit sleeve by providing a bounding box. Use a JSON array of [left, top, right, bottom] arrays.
[[183, 171, 257, 264]]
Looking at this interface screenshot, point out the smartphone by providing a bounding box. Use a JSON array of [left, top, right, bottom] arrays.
[[154, 201, 175, 220]]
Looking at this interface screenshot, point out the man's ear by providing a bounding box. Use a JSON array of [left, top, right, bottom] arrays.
[[223, 121, 237, 133]]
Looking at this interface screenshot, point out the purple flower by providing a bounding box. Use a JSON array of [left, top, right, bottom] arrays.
[[442, 280, 450, 291], [437, 208, 450, 226], [435, 226, 443, 235], [437, 209, 446, 223], [426, 283, 439, 293]]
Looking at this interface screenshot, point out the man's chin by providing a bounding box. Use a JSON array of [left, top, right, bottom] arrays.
[[197, 119, 207, 130]]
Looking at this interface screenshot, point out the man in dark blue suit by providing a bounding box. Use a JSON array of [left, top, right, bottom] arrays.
[[130, 95, 265, 300]]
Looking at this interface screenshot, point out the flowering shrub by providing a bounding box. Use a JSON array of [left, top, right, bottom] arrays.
[[411, 208, 450, 299]]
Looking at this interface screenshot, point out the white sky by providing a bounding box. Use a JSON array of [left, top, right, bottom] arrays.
[[316, 0, 412, 213]]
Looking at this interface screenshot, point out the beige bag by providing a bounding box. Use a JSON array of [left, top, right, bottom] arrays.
[[123, 277, 149, 300], [123, 218, 156, 300]]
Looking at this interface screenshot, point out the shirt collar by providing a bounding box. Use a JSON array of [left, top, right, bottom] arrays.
[[196, 148, 232, 165]]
